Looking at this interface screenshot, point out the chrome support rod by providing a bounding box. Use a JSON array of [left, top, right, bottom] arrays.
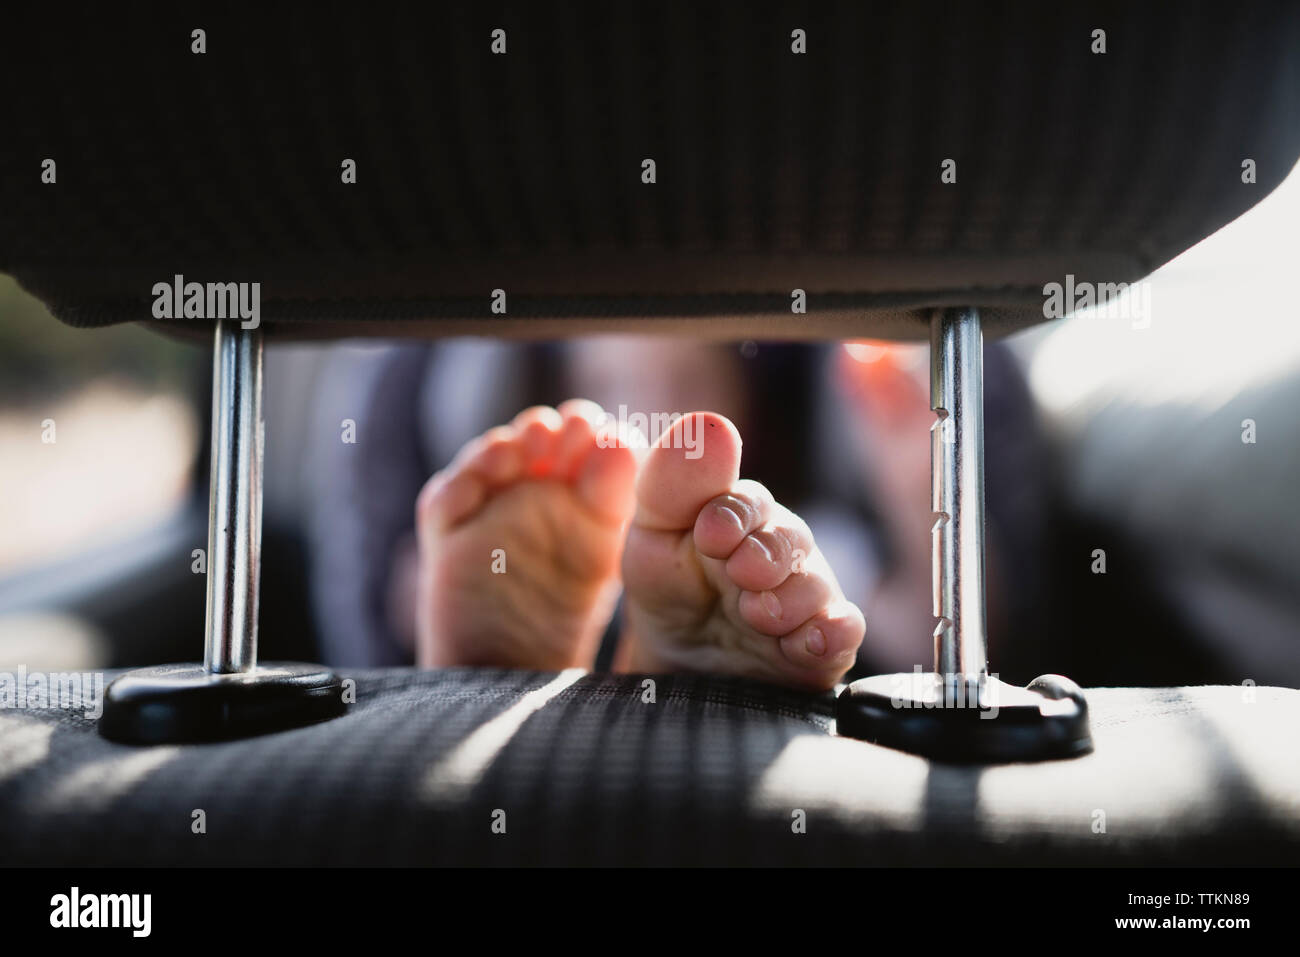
[[203, 321, 264, 674], [930, 307, 988, 685]]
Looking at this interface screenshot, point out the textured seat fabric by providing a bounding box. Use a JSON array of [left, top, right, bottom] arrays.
[[1, 668, 1296, 865], [2, 2, 1299, 340]]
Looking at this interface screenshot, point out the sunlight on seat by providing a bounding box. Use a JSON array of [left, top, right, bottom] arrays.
[[0, 716, 55, 786], [45, 746, 179, 812], [423, 669, 585, 803], [972, 688, 1296, 844], [750, 733, 929, 831]]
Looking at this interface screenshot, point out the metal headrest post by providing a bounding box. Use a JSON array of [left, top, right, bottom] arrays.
[[205, 320, 264, 674], [930, 307, 989, 690], [836, 307, 1092, 761], [99, 322, 346, 744]]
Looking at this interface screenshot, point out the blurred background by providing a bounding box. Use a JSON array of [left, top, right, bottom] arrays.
[[2, 163, 1297, 688], [0, 277, 200, 573]]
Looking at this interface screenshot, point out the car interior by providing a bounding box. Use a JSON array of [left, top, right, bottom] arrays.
[[1, 2, 1298, 882]]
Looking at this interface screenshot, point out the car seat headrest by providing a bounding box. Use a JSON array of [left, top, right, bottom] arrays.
[[3, 3, 1298, 341]]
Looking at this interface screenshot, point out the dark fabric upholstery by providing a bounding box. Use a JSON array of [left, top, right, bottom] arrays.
[[1, 668, 1295, 865], [3, 2, 1298, 340]]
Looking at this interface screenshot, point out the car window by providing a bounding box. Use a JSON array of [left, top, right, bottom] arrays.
[[0, 275, 201, 575]]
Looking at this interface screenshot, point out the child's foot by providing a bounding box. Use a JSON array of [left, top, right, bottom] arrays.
[[618, 413, 866, 691], [415, 400, 639, 670]]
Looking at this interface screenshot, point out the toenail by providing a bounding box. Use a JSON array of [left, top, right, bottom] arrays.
[[760, 590, 782, 619], [748, 535, 774, 563], [714, 503, 745, 533], [805, 628, 827, 657]]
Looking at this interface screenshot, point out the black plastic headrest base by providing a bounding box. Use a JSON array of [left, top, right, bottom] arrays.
[[98, 662, 347, 745], [836, 672, 1092, 763]]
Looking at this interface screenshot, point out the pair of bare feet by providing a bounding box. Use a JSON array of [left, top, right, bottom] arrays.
[[414, 401, 866, 692]]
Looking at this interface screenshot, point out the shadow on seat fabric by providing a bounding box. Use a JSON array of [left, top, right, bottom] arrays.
[[1, 670, 1295, 865]]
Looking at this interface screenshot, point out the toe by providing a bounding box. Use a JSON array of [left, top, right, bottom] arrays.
[[574, 434, 639, 528], [720, 505, 814, 591], [554, 399, 604, 478], [776, 600, 866, 689], [557, 398, 606, 426], [736, 548, 837, 637], [635, 412, 742, 531], [416, 468, 487, 536], [511, 406, 564, 476], [417, 426, 525, 534], [693, 480, 775, 560], [463, 426, 525, 484]]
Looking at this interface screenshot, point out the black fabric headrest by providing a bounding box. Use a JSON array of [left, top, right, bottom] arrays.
[[3, 2, 1298, 341]]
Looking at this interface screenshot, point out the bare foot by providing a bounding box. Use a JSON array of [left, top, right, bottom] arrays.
[[618, 413, 866, 691], [415, 400, 638, 670]]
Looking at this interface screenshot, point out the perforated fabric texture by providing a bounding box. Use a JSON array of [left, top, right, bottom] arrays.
[[1, 669, 1296, 865], [2, 2, 1298, 340]]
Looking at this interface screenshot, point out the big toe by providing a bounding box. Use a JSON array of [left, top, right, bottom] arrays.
[[572, 418, 639, 527], [634, 412, 743, 531]]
